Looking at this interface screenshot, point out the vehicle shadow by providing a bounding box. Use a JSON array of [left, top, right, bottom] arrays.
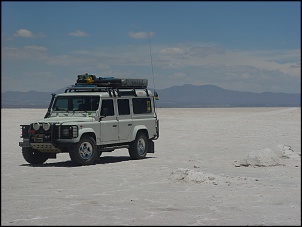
[[20, 156, 156, 167]]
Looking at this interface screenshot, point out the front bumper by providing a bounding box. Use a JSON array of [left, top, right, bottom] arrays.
[[19, 141, 61, 152], [19, 141, 31, 147]]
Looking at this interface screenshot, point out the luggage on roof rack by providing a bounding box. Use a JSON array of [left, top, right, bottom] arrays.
[[76, 73, 148, 89]]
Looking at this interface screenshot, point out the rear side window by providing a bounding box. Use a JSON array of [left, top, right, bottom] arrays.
[[132, 98, 152, 114], [117, 99, 130, 115]]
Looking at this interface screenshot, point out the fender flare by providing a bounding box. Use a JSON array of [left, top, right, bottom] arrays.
[[78, 128, 97, 142], [131, 125, 149, 141]]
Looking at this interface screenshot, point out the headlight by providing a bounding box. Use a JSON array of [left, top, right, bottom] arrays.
[[60, 125, 78, 138], [42, 122, 51, 131], [32, 122, 40, 130], [62, 128, 70, 137]]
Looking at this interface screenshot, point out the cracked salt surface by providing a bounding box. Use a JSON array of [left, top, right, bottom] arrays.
[[1, 108, 300, 226]]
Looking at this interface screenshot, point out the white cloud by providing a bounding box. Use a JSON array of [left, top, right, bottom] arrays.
[[2, 45, 48, 60], [2, 42, 300, 93], [14, 29, 33, 38], [3, 71, 70, 92], [189, 46, 225, 57], [156, 44, 301, 79], [159, 47, 187, 55], [14, 29, 45, 38], [128, 31, 154, 39], [24, 46, 48, 51], [68, 30, 89, 37]]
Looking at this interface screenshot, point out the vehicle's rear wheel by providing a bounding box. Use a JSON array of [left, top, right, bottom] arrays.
[[128, 132, 148, 159], [69, 136, 97, 165], [22, 147, 49, 164]]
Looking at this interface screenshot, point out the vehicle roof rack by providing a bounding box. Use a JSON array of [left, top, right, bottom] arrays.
[[64, 73, 150, 97], [75, 73, 148, 89]]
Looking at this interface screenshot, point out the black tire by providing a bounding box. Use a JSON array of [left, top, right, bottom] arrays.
[[69, 136, 97, 166], [128, 132, 148, 159], [22, 147, 49, 164]]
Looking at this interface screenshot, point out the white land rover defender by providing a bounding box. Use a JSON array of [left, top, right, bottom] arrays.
[[19, 73, 159, 166]]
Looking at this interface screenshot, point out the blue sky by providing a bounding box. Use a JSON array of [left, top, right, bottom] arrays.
[[1, 1, 301, 93]]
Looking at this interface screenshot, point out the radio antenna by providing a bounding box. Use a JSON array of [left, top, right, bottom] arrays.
[[148, 32, 158, 114], [148, 32, 156, 92]]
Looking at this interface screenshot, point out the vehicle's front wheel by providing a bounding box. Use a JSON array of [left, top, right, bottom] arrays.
[[22, 147, 49, 164], [69, 136, 97, 165], [128, 132, 148, 159]]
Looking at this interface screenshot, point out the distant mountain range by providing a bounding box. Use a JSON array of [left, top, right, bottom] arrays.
[[155, 84, 301, 107], [1, 84, 300, 108]]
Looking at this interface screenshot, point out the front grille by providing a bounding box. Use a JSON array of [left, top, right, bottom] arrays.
[[30, 133, 52, 143], [28, 124, 58, 143]]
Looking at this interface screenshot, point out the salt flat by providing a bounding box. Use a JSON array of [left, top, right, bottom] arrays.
[[1, 107, 301, 226]]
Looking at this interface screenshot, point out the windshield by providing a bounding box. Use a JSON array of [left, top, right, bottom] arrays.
[[52, 95, 100, 111]]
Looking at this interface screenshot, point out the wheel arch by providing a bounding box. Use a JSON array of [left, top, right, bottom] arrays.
[[78, 128, 96, 141], [80, 132, 96, 141], [131, 126, 149, 141]]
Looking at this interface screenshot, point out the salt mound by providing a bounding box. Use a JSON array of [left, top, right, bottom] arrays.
[[238, 148, 285, 167], [169, 168, 258, 186], [277, 144, 300, 159], [170, 168, 220, 185]]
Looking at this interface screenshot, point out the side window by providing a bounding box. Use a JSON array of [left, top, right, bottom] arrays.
[[132, 98, 152, 114], [101, 99, 114, 116], [117, 99, 130, 115]]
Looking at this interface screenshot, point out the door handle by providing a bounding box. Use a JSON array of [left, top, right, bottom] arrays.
[[113, 125, 117, 127], [128, 124, 132, 126]]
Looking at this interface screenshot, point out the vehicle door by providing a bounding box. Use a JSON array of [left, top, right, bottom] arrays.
[[117, 98, 133, 141], [100, 99, 118, 142]]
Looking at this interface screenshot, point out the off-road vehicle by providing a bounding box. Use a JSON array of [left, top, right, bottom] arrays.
[[19, 73, 159, 165]]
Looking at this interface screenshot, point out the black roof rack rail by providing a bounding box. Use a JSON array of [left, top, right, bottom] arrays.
[[64, 73, 151, 97], [65, 85, 150, 97], [76, 73, 148, 89]]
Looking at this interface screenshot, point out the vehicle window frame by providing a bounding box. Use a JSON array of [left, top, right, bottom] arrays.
[[132, 97, 152, 114], [117, 99, 130, 116], [100, 99, 115, 116], [53, 95, 100, 111]]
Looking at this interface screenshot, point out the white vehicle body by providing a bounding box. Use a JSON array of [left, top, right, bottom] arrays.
[[19, 74, 159, 165]]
